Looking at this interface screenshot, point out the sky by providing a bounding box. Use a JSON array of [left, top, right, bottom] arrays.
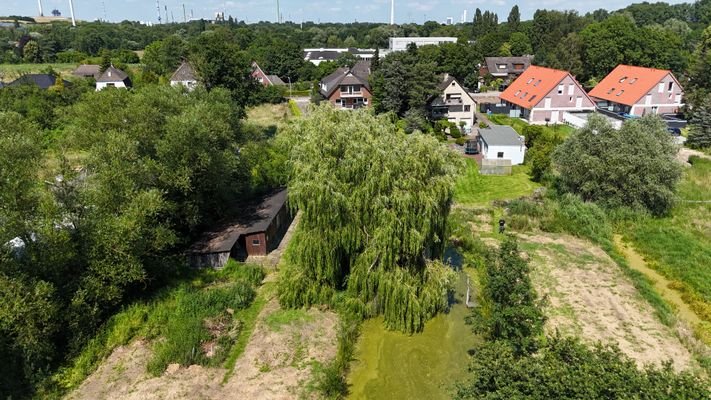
[[4, 0, 690, 25]]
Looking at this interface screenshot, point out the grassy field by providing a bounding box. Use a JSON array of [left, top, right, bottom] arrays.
[[454, 158, 540, 206], [246, 103, 291, 129], [488, 114, 575, 137], [623, 157, 711, 325], [0, 63, 78, 80]]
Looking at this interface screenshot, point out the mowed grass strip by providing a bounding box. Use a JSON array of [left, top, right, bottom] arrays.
[[454, 158, 540, 206]]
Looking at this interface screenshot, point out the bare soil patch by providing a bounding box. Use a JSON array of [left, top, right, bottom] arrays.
[[68, 293, 338, 400], [521, 233, 694, 370]]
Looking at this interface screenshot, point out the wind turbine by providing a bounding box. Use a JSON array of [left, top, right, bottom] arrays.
[[37, 0, 44, 16], [390, 0, 394, 25]]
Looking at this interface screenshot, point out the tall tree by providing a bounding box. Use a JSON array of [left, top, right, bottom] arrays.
[[278, 105, 462, 333], [189, 29, 258, 113], [687, 94, 711, 149], [507, 5, 521, 31]]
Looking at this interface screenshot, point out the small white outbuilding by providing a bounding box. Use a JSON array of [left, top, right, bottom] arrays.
[[478, 125, 526, 165]]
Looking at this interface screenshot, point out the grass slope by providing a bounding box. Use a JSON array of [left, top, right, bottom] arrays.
[[43, 261, 265, 397], [454, 158, 540, 206], [624, 157, 711, 331]]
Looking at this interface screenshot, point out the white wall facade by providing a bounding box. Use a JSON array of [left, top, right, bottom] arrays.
[[95, 80, 127, 91], [481, 143, 526, 165], [388, 37, 457, 52], [440, 79, 476, 131], [170, 79, 198, 90]]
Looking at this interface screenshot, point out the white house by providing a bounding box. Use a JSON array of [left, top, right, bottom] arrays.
[[95, 66, 131, 91], [478, 125, 526, 165], [428, 76, 477, 132], [170, 61, 198, 90]]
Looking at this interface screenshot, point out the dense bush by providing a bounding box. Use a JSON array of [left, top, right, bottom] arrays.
[[471, 236, 545, 355], [554, 114, 682, 216], [455, 336, 710, 399]]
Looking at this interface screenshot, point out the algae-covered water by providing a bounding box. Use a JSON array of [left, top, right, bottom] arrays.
[[347, 270, 480, 400]]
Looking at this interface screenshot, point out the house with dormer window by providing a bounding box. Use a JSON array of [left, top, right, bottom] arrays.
[[588, 65, 683, 116], [499, 66, 595, 124], [319, 61, 372, 109]]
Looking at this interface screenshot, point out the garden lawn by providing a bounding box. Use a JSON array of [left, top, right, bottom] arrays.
[[488, 114, 574, 138], [454, 158, 540, 206]]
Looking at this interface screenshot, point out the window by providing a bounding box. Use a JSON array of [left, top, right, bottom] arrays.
[[607, 87, 615, 94], [629, 78, 637, 84], [497, 152, 504, 158], [533, 79, 541, 87], [527, 78, 534, 84], [106, 83, 115, 87], [568, 84, 575, 95], [658, 82, 664, 93], [619, 76, 627, 83], [557, 84, 564, 94], [616, 90, 624, 96], [364, 98, 368, 104], [252, 239, 261, 246], [497, 64, 507, 69], [340, 86, 348, 92], [569, 96, 573, 102], [528, 95, 537, 103], [515, 90, 521, 96], [522, 91, 528, 99], [668, 82, 673, 91], [464, 105, 470, 112]]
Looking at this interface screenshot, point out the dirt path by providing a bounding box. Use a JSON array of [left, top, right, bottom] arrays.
[[677, 147, 711, 165], [69, 290, 338, 400], [520, 233, 694, 370]]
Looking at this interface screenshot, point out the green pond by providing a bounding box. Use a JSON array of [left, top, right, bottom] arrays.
[[347, 269, 480, 400]]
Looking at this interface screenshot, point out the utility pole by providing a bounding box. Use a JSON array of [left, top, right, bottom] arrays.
[[183, 4, 187, 22], [390, 0, 394, 25], [37, 0, 44, 16], [276, 0, 280, 23]]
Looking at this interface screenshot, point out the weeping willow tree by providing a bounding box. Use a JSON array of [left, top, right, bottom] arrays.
[[277, 104, 463, 333]]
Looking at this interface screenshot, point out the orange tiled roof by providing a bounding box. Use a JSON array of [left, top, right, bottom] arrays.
[[588, 65, 676, 107], [500, 66, 570, 110]]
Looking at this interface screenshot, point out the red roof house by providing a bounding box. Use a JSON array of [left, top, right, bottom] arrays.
[[588, 65, 683, 116], [499, 66, 595, 124]]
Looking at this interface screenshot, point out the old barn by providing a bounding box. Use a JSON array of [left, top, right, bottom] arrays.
[[188, 189, 292, 268]]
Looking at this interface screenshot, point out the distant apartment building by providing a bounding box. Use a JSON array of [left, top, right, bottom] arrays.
[[303, 48, 376, 65], [387, 37, 458, 53], [588, 65, 683, 116]]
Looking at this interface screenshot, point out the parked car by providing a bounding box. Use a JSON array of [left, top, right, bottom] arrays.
[[667, 127, 682, 136]]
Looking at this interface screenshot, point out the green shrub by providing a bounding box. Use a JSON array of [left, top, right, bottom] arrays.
[[455, 137, 466, 145], [455, 336, 710, 399], [479, 122, 489, 129]]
